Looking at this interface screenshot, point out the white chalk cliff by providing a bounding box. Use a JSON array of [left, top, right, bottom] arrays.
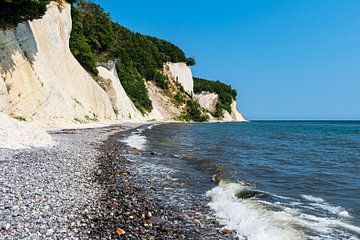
[[166, 62, 194, 94], [96, 61, 145, 122], [230, 101, 246, 122], [0, 2, 115, 126], [145, 81, 181, 121], [195, 92, 246, 122], [0, 1, 246, 128], [194, 92, 219, 113]]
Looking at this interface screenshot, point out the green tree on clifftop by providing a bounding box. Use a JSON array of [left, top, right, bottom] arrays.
[[0, 0, 51, 28], [0, 0, 77, 29]]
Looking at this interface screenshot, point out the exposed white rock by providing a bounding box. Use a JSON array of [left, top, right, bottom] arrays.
[[96, 61, 145, 122], [195, 91, 246, 122], [222, 110, 233, 121], [0, 113, 54, 149], [145, 81, 181, 121], [230, 101, 246, 122], [166, 62, 194, 94], [194, 92, 219, 113], [222, 101, 246, 122], [0, 2, 115, 126]]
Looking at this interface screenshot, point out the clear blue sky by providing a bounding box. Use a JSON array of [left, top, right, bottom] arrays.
[[93, 0, 360, 120]]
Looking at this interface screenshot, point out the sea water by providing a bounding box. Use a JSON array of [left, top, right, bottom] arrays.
[[121, 121, 360, 240]]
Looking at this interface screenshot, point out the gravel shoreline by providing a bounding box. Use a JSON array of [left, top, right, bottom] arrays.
[[0, 124, 137, 239], [89, 126, 237, 239], [0, 124, 237, 239]]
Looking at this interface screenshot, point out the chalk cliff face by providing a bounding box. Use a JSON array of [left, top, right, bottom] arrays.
[[166, 62, 194, 94], [222, 101, 246, 122], [0, 2, 246, 126], [195, 92, 246, 122], [230, 101, 246, 122], [194, 92, 219, 113], [144, 62, 193, 121], [96, 61, 145, 122], [0, 2, 115, 126], [145, 81, 181, 121]]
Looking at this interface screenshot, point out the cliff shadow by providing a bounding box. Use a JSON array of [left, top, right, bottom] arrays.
[[0, 22, 38, 76]]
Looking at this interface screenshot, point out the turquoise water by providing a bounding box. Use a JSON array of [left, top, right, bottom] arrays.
[[123, 121, 360, 239]]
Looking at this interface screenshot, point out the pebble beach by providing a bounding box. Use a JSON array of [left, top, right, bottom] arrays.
[[0, 124, 235, 239]]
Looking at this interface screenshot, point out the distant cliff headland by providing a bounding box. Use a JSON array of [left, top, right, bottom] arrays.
[[0, 0, 245, 126]]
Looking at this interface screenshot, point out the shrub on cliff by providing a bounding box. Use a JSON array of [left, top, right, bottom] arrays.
[[179, 99, 209, 122], [70, 0, 114, 74], [116, 64, 152, 114], [186, 57, 196, 66], [194, 77, 237, 117], [0, 0, 77, 29], [0, 0, 51, 28]]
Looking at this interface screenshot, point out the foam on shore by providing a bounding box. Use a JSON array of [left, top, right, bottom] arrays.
[[120, 128, 147, 150], [206, 182, 360, 240]]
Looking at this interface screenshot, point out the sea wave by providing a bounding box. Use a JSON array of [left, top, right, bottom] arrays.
[[120, 128, 147, 150], [301, 194, 351, 218], [206, 183, 304, 240], [206, 183, 360, 240], [301, 194, 325, 203], [147, 123, 160, 130]]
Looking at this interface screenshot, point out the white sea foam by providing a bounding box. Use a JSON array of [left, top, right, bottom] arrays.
[[147, 123, 160, 130], [309, 203, 351, 218], [206, 183, 304, 240], [206, 183, 360, 240], [301, 194, 351, 218], [120, 130, 147, 150], [301, 195, 325, 203], [298, 213, 360, 236]]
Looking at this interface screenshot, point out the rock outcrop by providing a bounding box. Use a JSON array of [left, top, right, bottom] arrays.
[[194, 92, 219, 113], [166, 62, 194, 94], [0, 2, 115, 126], [195, 92, 246, 122], [221, 100, 246, 122], [96, 61, 145, 122], [145, 81, 181, 121], [230, 101, 246, 122]]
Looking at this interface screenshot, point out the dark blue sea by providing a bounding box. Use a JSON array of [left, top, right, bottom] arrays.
[[121, 121, 360, 240]]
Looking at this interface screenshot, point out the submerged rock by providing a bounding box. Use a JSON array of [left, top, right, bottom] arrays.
[[212, 174, 222, 184], [235, 189, 266, 199], [127, 147, 141, 156]]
